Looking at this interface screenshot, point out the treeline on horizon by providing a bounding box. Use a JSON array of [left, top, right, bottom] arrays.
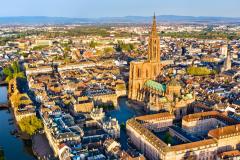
[[1, 26, 240, 46], [44, 26, 240, 40], [43, 26, 137, 38], [160, 31, 240, 40]]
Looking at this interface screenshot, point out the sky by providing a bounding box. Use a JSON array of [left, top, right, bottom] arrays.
[[0, 0, 240, 18]]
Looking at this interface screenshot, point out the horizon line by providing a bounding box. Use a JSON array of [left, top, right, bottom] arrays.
[[0, 14, 240, 19]]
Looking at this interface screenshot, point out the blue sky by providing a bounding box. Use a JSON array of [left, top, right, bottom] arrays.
[[0, 0, 240, 18]]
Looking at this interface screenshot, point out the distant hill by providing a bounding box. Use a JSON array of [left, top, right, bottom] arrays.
[[1, 15, 240, 25]]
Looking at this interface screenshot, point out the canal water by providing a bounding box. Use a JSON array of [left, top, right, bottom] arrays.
[[108, 97, 137, 149], [0, 87, 136, 158], [0, 86, 36, 160], [0, 86, 8, 104]]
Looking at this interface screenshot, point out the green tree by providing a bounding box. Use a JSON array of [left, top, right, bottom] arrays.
[[3, 61, 25, 83], [64, 46, 71, 52], [186, 66, 216, 76], [120, 122, 126, 130], [18, 116, 43, 136], [104, 47, 114, 55], [32, 45, 48, 51], [89, 41, 98, 48], [115, 41, 135, 52], [163, 132, 172, 144], [0, 148, 4, 160], [160, 31, 240, 40], [115, 41, 123, 52], [95, 50, 104, 56]]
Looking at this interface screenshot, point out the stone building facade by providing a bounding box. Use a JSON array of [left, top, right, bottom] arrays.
[[127, 112, 240, 160], [182, 111, 237, 136], [128, 15, 195, 115], [128, 14, 163, 100]]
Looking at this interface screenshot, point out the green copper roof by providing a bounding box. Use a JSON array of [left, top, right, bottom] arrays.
[[145, 80, 166, 92]]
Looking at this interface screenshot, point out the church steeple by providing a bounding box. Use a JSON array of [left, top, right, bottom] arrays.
[[151, 13, 157, 36], [148, 13, 161, 62], [222, 44, 232, 72]]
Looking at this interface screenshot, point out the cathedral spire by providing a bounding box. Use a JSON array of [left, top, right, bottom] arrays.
[[148, 13, 161, 62], [151, 13, 157, 36]]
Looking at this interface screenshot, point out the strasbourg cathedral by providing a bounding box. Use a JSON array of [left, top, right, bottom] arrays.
[[128, 15, 195, 119]]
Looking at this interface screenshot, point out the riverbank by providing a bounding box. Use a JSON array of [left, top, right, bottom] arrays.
[[0, 104, 8, 108], [0, 84, 47, 159], [0, 147, 4, 160], [0, 109, 35, 160], [0, 81, 7, 86], [7, 101, 32, 140]]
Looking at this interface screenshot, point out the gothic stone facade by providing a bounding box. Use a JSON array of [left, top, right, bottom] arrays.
[[128, 15, 163, 100]]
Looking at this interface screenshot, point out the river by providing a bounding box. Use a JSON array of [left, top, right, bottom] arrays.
[[107, 97, 137, 149], [0, 88, 136, 158], [0, 86, 35, 160], [0, 86, 8, 104]]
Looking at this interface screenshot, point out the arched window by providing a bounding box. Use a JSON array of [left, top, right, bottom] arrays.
[[138, 83, 141, 91], [137, 68, 141, 78], [131, 67, 134, 78], [154, 47, 157, 56]]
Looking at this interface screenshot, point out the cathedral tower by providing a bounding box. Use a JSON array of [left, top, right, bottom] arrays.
[[148, 13, 161, 62], [128, 14, 163, 100], [222, 45, 232, 72]]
